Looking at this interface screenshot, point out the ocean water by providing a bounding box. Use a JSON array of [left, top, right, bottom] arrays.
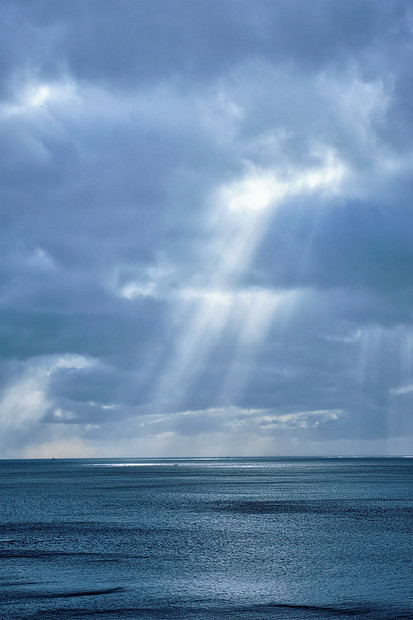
[[0, 458, 412, 619]]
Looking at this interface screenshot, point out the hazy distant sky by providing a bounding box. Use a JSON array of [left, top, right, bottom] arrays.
[[1, 0, 413, 457]]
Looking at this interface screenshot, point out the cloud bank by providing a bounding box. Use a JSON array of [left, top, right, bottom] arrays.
[[1, 0, 413, 457]]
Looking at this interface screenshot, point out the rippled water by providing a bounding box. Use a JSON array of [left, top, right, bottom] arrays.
[[0, 457, 412, 618]]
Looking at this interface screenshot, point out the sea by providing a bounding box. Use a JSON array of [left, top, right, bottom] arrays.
[[0, 457, 412, 619]]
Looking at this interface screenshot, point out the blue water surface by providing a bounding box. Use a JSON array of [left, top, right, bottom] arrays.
[[0, 457, 412, 619]]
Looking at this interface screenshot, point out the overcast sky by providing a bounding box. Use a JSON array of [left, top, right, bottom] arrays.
[[1, 0, 412, 458]]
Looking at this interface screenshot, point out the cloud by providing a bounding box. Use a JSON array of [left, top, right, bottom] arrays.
[[0, 354, 95, 457], [1, 0, 412, 457]]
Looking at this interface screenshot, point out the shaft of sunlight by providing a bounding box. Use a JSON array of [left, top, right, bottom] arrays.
[[154, 154, 348, 410]]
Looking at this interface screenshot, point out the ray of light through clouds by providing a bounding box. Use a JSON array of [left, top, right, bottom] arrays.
[[0, 0, 413, 457]]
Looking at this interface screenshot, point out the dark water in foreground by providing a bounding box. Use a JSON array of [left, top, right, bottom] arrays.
[[0, 458, 412, 619]]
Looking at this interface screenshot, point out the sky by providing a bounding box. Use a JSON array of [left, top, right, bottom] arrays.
[[1, 0, 413, 458]]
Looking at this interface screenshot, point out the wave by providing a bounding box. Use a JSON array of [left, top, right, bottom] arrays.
[[44, 586, 126, 599], [233, 601, 413, 619]]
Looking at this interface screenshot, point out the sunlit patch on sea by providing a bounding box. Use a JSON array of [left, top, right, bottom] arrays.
[[0, 457, 412, 619]]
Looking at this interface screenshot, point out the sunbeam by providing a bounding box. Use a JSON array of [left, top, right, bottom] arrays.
[[154, 154, 348, 412]]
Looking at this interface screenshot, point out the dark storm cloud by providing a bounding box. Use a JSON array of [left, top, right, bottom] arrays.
[[1, 0, 412, 456]]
